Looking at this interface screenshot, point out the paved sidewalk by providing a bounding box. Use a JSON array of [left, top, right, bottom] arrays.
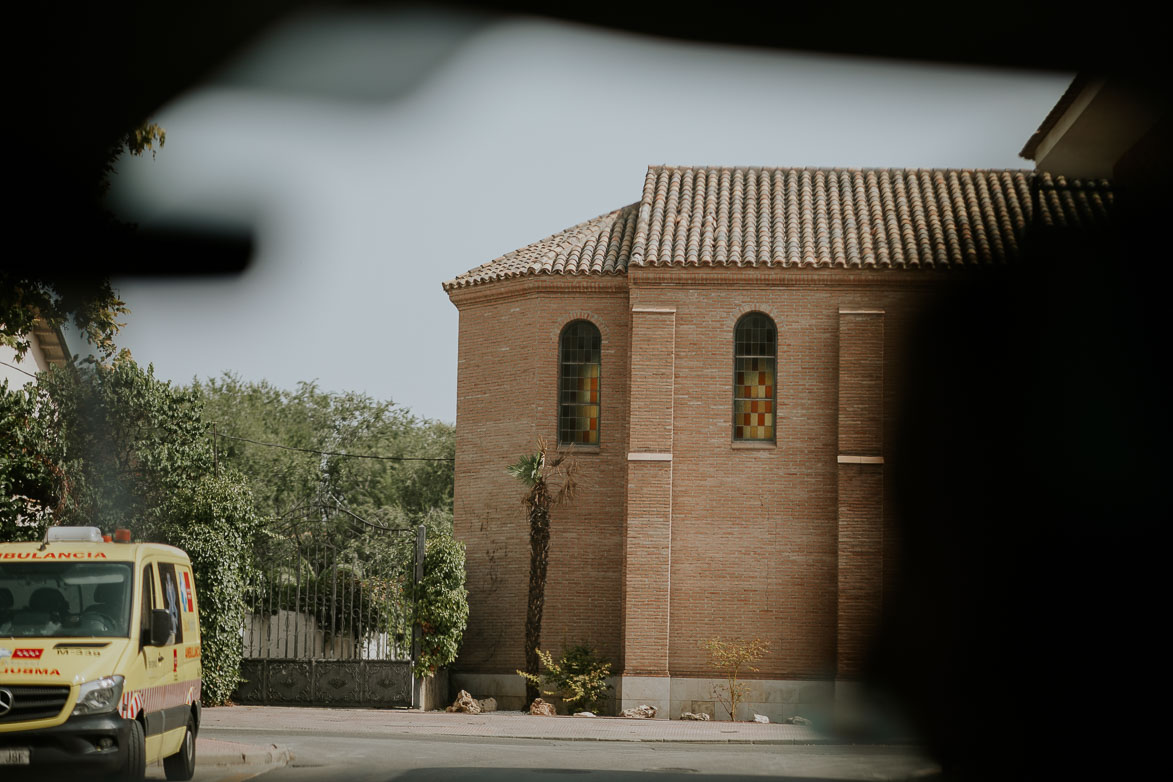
[[204, 706, 850, 744]]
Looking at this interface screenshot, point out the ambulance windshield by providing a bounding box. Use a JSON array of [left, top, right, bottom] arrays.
[[0, 562, 134, 637]]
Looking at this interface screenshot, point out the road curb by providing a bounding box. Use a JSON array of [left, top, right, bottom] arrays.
[[518, 737, 841, 745], [197, 738, 291, 768]]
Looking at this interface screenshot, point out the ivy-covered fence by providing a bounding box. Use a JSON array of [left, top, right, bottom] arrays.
[[234, 500, 466, 707], [241, 523, 413, 663]]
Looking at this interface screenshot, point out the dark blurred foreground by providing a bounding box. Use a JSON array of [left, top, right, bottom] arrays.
[[874, 202, 1168, 779]]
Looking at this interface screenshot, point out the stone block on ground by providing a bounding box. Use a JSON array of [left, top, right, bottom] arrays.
[[446, 690, 481, 714], [620, 704, 657, 719], [680, 712, 710, 721], [529, 698, 556, 716], [753, 714, 769, 723], [477, 697, 497, 712], [573, 711, 595, 717]]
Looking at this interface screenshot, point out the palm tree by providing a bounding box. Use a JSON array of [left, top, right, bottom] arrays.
[[507, 436, 577, 706]]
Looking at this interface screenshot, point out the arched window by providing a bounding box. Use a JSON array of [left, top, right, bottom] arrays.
[[733, 313, 776, 441], [559, 320, 601, 445]]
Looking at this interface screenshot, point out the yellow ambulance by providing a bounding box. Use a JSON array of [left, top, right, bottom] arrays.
[[0, 526, 202, 780]]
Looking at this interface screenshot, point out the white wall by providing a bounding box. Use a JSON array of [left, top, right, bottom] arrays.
[[0, 335, 49, 389]]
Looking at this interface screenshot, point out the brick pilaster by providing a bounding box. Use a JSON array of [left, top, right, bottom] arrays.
[[836, 309, 885, 679], [622, 307, 675, 676]]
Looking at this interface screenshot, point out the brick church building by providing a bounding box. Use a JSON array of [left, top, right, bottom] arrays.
[[442, 164, 1110, 720]]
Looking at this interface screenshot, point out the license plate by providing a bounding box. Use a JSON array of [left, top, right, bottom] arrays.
[[0, 747, 31, 765]]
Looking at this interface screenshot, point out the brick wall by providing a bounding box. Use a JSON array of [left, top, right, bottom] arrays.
[[448, 268, 942, 682], [449, 279, 630, 674]]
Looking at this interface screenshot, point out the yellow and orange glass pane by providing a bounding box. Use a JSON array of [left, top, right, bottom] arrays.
[[559, 322, 601, 444], [733, 357, 775, 439], [733, 314, 776, 440]]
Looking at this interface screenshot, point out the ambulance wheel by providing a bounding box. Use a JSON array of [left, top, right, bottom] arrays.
[[115, 717, 146, 782], [164, 712, 197, 781]]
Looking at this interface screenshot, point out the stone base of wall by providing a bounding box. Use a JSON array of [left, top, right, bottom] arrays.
[[661, 676, 835, 723], [452, 672, 844, 722], [616, 675, 671, 718], [449, 672, 527, 712]]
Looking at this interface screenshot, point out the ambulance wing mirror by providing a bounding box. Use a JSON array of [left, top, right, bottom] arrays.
[[149, 609, 175, 646]]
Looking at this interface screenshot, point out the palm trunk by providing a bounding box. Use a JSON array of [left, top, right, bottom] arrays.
[[524, 502, 551, 706]]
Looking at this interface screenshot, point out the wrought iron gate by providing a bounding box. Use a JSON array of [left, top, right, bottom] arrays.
[[234, 500, 424, 708]]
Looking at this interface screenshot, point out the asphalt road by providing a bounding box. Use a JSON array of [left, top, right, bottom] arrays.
[[196, 724, 941, 782]]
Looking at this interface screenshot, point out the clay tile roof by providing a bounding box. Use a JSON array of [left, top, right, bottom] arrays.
[[442, 205, 639, 291], [443, 166, 1112, 289]]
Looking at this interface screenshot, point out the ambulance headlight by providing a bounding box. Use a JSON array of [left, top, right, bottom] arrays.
[[73, 675, 125, 715]]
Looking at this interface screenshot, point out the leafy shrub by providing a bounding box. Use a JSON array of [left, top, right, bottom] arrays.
[[703, 636, 770, 721], [150, 475, 261, 705], [413, 534, 468, 676], [518, 643, 613, 714]]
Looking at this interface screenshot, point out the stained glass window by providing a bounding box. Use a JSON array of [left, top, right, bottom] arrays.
[[733, 313, 776, 441], [559, 320, 601, 445]]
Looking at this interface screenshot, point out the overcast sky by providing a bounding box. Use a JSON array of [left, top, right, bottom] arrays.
[[106, 6, 1073, 425]]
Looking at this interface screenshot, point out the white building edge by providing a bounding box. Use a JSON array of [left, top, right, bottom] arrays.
[[1, 318, 69, 388]]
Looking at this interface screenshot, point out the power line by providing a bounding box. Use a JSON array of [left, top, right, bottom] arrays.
[[216, 432, 454, 462], [1, 360, 37, 379], [328, 494, 417, 533]]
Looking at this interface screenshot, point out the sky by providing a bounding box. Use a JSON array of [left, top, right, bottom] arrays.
[[106, 6, 1073, 425]]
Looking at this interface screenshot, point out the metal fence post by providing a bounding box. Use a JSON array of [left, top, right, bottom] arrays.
[[411, 523, 426, 709]]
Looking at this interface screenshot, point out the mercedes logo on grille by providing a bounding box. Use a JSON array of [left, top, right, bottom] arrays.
[[0, 687, 14, 717]]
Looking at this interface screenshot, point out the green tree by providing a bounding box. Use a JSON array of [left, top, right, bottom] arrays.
[[507, 437, 577, 706], [105, 121, 166, 184], [194, 374, 453, 524], [35, 359, 212, 528], [0, 359, 260, 704], [194, 374, 454, 576], [0, 380, 65, 540]]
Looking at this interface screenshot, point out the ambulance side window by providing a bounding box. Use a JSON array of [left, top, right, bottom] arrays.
[[158, 562, 183, 645], [140, 563, 155, 647], [177, 565, 197, 618]]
